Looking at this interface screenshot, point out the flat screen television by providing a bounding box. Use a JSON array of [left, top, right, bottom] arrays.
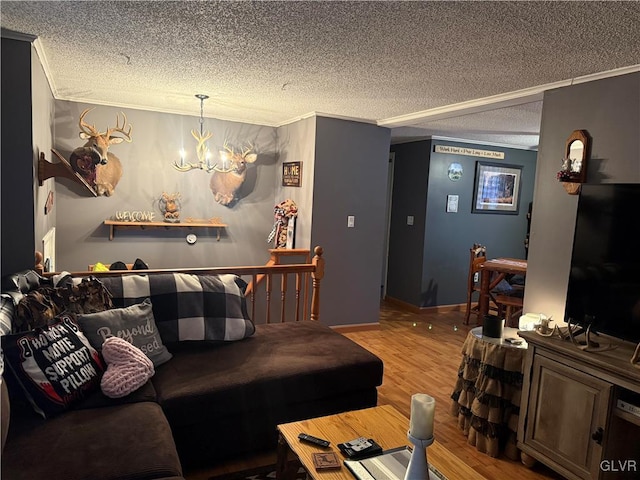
[[564, 183, 640, 344]]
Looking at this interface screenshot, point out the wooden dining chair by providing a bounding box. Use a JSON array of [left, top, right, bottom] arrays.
[[495, 292, 524, 328], [465, 244, 501, 325]]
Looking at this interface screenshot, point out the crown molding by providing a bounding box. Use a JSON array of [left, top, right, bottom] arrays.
[[379, 65, 640, 128], [1, 28, 37, 42]]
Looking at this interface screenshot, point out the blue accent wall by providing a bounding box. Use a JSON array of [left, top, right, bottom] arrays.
[[387, 139, 537, 308]]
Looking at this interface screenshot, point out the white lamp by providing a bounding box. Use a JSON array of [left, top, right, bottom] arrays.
[[404, 393, 435, 480]]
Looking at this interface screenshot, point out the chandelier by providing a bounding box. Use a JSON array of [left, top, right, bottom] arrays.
[[173, 94, 216, 172]]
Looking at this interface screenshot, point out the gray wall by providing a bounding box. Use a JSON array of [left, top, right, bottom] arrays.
[[32, 43, 55, 266], [525, 72, 640, 322], [30, 98, 393, 327], [275, 117, 317, 249], [1, 36, 35, 277], [52, 101, 279, 270], [387, 139, 537, 307], [311, 117, 391, 326]]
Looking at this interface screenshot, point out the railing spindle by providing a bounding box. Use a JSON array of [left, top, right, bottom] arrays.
[[295, 272, 302, 322], [280, 274, 287, 323], [265, 274, 272, 324], [310, 247, 324, 322], [250, 274, 257, 323]]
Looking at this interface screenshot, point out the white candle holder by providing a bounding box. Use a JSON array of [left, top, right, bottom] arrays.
[[403, 431, 434, 480]]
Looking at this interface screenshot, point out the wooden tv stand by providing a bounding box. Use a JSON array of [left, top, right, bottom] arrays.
[[517, 330, 640, 480]]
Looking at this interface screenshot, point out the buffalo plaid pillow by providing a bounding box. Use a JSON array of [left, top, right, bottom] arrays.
[[100, 273, 254, 344]]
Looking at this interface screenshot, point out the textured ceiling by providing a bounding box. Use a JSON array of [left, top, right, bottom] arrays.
[[2, 1, 640, 149]]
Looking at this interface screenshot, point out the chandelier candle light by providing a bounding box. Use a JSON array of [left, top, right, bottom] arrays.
[[404, 393, 435, 480], [174, 94, 215, 172]]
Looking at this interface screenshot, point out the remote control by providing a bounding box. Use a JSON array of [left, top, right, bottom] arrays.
[[298, 433, 330, 448]]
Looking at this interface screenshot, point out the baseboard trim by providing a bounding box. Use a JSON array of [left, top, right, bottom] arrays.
[[384, 296, 466, 314], [331, 323, 380, 333]]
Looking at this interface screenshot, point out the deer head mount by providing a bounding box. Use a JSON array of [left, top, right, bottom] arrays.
[[209, 142, 258, 206], [70, 108, 133, 196], [216, 141, 257, 173], [78, 108, 132, 165]]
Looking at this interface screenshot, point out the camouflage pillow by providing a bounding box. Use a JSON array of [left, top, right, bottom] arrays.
[[14, 287, 59, 332], [15, 278, 113, 332]]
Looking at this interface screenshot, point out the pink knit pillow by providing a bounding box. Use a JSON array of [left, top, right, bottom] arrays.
[[100, 336, 155, 398]]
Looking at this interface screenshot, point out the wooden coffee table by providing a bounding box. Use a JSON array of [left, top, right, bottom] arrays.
[[276, 405, 487, 479]]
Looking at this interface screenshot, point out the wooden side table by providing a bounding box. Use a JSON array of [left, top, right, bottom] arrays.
[[450, 327, 528, 460], [276, 404, 488, 479]]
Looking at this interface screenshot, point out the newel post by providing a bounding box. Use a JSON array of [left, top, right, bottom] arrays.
[[310, 246, 324, 321]]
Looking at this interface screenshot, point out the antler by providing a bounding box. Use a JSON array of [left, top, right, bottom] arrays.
[[241, 143, 254, 157], [210, 141, 256, 173], [212, 141, 236, 173], [106, 112, 133, 142], [172, 129, 215, 172], [79, 108, 100, 138]]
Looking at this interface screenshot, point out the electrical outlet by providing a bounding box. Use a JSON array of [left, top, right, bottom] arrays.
[[474, 272, 479, 282]]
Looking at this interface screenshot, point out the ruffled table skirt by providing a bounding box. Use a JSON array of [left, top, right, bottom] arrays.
[[450, 329, 525, 459]]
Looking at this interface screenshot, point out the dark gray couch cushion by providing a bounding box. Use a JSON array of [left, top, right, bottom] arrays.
[[152, 321, 384, 427], [2, 402, 183, 480], [152, 320, 383, 467]]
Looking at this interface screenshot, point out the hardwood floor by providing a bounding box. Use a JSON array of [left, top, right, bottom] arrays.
[[186, 302, 565, 480]]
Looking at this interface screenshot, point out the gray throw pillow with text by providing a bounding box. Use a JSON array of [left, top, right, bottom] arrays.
[[77, 298, 172, 367]]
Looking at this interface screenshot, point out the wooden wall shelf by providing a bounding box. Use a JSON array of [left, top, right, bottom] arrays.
[[104, 220, 228, 241], [38, 149, 98, 196]]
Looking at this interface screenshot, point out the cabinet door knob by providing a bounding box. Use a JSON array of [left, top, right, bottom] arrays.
[[591, 427, 604, 445]]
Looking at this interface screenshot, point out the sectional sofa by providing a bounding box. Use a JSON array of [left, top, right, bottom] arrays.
[[0, 250, 384, 479]]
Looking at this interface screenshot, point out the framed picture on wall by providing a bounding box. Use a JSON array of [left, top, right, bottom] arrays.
[[472, 162, 522, 214]]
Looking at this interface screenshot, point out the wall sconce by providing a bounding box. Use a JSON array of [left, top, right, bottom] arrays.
[[557, 129, 590, 195], [173, 94, 215, 172]]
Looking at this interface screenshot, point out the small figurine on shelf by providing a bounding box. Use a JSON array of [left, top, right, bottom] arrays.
[[159, 192, 181, 223]]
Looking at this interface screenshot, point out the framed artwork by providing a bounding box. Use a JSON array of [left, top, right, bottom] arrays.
[[282, 161, 302, 187], [472, 162, 522, 214]]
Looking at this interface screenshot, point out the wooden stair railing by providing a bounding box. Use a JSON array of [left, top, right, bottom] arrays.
[[245, 248, 311, 294], [245, 248, 312, 321], [37, 246, 324, 324]]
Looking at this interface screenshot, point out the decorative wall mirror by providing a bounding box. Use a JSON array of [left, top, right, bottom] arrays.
[[558, 129, 590, 195]]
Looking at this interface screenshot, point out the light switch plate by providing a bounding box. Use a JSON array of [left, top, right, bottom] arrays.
[[407, 215, 414, 226], [446, 195, 459, 213], [347, 215, 355, 228]]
